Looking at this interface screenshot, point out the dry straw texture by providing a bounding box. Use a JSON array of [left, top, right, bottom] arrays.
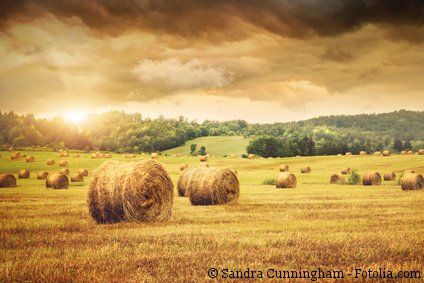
[[248, 154, 255, 159], [188, 167, 240, 205], [78, 169, 89, 177], [46, 174, 69, 189], [26, 156, 35, 162], [11, 151, 20, 160], [382, 150, 391, 156], [151, 152, 159, 159], [37, 171, 49, 180], [345, 152, 352, 156], [279, 164, 289, 172], [88, 160, 173, 224], [177, 168, 196, 197], [301, 166, 311, 173], [407, 151, 414, 155], [18, 169, 30, 179], [200, 163, 210, 168], [374, 151, 381, 156], [0, 174, 16, 188], [59, 168, 70, 176], [418, 149, 424, 155], [59, 160, 68, 167], [199, 155, 207, 162], [383, 172, 396, 181], [362, 172, 382, 186], [275, 172, 297, 188], [71, 174, 84, 182], [341, 168, 351, 174], [330, 174, 344, 184], [179, 164, 189, 171], [46, 159, 55, 165], [400, 151, 407, 155], [359, 151, 367, 156], [401, 173, 424, 190]]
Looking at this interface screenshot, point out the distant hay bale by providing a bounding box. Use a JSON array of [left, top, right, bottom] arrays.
[[91, 153, 97, 159], [279, 164, 289, 172], [400, 151, 407, 155], [337, 153, 342, 156], [362, 172, 382, 186], [0, 174, 17, 188], [359, 151, 367, 156], [300, 166, 311, 173], [374, 151, 382, 156], [330, 174, 344, 184], [46, 174, 69, 189], [59, 168, 70, 176], [70, 173, 84, 182], [37, 171, 49, 180], [105, 153, 112, 158], [345, 152, 352, 156], [382, 150, 391, 156], [248, 154, 255, 159], [341, 168, 351, 174], [18, 169, 30, 179], [88, 160, 173, 224], [151, 152, 159, 159], [188, 167, 240, 205], [275, 172, 297, 188], [407, 151, 414, 155], [177, 168, 196, 197], [400, 173, 424, 190], [199, 155, 207, 162], [179, 164, 189, 171], [78, 169, 89, 177], [59, 160, 68, 167], [46, 159, 55, 165], [26, 156, 35, 162], [11, 151, 20, 160], [74, 154, 80, 158], [383, 172, 396, 181], [418, 149, 424, 155]]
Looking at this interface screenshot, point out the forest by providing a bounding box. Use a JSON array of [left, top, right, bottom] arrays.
[[0, 110, 423, 157]]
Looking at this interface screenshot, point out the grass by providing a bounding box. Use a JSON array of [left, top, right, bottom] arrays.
[[1, 150, 424, 282], [162, 136, 252, 157]]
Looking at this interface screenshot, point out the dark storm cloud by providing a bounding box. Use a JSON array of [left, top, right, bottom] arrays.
[[0, 0, 423, 39]]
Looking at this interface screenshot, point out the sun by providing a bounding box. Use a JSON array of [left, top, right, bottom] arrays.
[[64, 111, 87, 124]]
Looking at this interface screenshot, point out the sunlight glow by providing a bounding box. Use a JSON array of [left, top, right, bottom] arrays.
[[64, 111, 87, 124]]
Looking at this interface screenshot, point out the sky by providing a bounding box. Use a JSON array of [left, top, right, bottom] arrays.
[[0, 0, 423, 123]]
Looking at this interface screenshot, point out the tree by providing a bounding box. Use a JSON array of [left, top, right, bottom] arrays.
[[190, 144, 197, 155], [246, 136, 283, 158], [403, 140, 412, 150], [199, 146, 206, 155], [393, 139, 403, 152]]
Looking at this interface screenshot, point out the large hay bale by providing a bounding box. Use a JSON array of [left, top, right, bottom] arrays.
[[341, 168, 351, 174], [59, 160, 68, 167], [26, 156, 35, 162], [362, 172, 382, 186], [70, 174, 84, 182], [330, 174, 344, 184], [248, 154, 255, 159], [404, 170, 416, 174], [11, 151, 20, 160], [401, 173, 424, 190], [151, 152, 159, 159], [59, 168, 70, 176], [275, 172, 297, 188], [37, 171, 49, 180], [78, 169, 89, 177], [300, 166, 311, 173], [374, 151, 382, 156], [0, 174, 16, 188], [345, 152, 352, 156], [179, 164, 189, 171], [200, 162, 210, 168], [177, 168, 196, 197], [188, 167, 239, 205], [46, 159, 55, 165], [46, 174, 69, 189], [18, 169, 30, 179], [88, 160, 173, 224], [383, 172, 396, 181], [418, 149, 424, 155], [382, 150, 391, 156], [279, 164, 289, 172], [199, 155, 207, 162], [359, 151, 367, 156]]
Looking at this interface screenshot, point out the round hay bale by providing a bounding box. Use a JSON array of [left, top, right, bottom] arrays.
[[383, 172, 396, 181], [88, 160, 173, 224], [407, 151, 414, 155], [341, 168, 351, 174], [300, 166, 311, 173], [179, 164, 189, 171], [59, 160, 68, 167], [59, 168, 70, 176], [248, 154, 255, 159], [46, 174, 69, 189], [359, 151, 367, 156], [26, 156, 35, 162], [46, 159, 55, 165], [200, 162, 210, 168], [177, 168, 196, 197], [345, 152, 352, 156], [279, 164, 289, 172], [105, 153, 112, 158], [188, 167, 239, 205], [362, 172, 382, 186], [18, 169, 30, 179], [74, 154, 80, 158], [78, 169, 89, 177], [330, 174, 344, 184], [0, 174, 16, 188], [382, 150, 391, 156], [151, 152, 159, 159], [37, 171, 49, 180], [337, 153, 342, 156], [70, 174, 84, 182], [418, 149, 424, 155], [401, 173, 424, 190], [400, 150, 407, 155], [404, 170, 415, 174], [374, 151, 382, 156], [199, 155, 207, 162], [11, 151, 20, 160], [275, 172, 297, 188]]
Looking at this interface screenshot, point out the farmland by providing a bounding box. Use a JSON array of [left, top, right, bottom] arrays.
[[1, 150, 423, 282]]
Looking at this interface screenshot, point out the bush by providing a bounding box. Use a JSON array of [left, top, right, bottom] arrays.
[[347, 169, 361, 185], [262, 178, 275, 185], [241, 154, 248, 159]]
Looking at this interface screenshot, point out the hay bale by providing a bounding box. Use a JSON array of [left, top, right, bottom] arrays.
[[26, 156, 35, 162], [300, 166, 311, 173], [400, 150, 407, 155], [91, 153, 98, 159], [0, 174, 16, 188], [88, 160, 173, 224], [105, 153, 112, 158], [407, 151, 414, 155], [179, 164, 189, 171], [330, 174, 344, 184], [200, 162, 210, 168], [337, 153, 342, 156], [18, 169, 30, 179], [404, 170, 415, 174], [382, 150, 391, 156], [46, 159, 55, 165], [177, 168, 196, 197], [199, 155, 207, 162], [345, 152, 352, 156], [248, 154, 255, 159], [341, 168, 351, 174], [275, 172, 297, 188], [46, 174, 69, 189], [70, 174, 84, 182], [59, 160, 68, 167], [362, 172, 382, 186], [188, 167, 239, 205], [74, 154, 80, 158], [279, 164, 289, 172], [383, 172, 396, 181], [418, 149, 424, 155], [374, 151, 382, 156], [78, 169, 89, 177], [11, 151, 20, 160], [151, 152, 159, 159], [59, 168, 70, 176], [401, 173, 424, 190], [359, 151, 367, 156], [37, 171, 49, 180]]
